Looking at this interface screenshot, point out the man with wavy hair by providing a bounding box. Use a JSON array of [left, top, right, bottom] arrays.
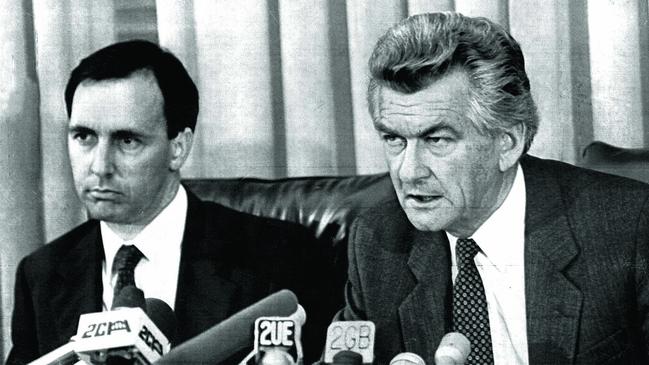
[[338, 12, 649, 364]]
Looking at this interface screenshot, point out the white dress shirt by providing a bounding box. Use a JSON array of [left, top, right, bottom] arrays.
[[101, 185, 188, 311], [446, 164, 528, 365]]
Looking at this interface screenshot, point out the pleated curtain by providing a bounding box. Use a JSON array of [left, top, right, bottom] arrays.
[[2, 0, 648, 358]]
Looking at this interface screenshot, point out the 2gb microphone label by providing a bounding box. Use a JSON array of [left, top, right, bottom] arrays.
[[324, 321, 375, 363]]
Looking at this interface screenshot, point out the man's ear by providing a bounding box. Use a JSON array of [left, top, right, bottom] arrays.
[[169, 127, 193, 172], [497, 123, 526, 172]]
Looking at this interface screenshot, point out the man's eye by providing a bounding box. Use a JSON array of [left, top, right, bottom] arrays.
[[426, 135, 451, 145], [72, 132, 96, 145], [382, 134, 404, 146], [119, 137, 141, 150], [74, 132, 88, 140]]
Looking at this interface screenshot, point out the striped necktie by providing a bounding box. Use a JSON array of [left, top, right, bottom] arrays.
[[112, 244, 144, 298]]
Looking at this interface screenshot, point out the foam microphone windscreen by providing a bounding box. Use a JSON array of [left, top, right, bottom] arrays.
[[389, 352, 426, 365], [332, 350, 363, 365], [145, 298, 178, 346], [434, 332, 470, 365], [111, 286, 146, 310], [156, 289, 299, 365]]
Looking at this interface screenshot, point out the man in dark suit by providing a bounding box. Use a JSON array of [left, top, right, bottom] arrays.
[[338, 13, 649, 364], [7, 40, 336, 364]]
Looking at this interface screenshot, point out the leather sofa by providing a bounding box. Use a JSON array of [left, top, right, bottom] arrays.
[[184, 173, 393, 249], [183, 173, 395, 294], [176, 141, 648, 362], [183, 173, 394, 326], [179, 141, 648, 347], [182, 140, 649, 280], [581, 140, 649, 184], [182, 140, 649, 292], [182, 173, 394, 362], [184, 140, 649, 252]]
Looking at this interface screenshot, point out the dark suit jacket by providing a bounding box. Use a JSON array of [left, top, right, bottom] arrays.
[[7, 190, 340, 364], [339, 156, 649, 364]]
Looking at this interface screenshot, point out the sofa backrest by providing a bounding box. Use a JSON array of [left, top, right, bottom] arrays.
[[183, 141, 649, 257], [183, 173, 394, 265], [184, 141, 649, 250], [581, 141, 649, 184], [183, 173, 394, 310]]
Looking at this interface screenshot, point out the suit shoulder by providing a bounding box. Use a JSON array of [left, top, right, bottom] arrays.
[[350, 195, 415, 253], [523, 156, 649, 238], [355, 195, 403, 226], [27, 221, 97, 259], [528, 156, 649, 201], [19, 221, 98, 276]]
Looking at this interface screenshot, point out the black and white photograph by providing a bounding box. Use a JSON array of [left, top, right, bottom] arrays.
[[2, 1, 649, 364]]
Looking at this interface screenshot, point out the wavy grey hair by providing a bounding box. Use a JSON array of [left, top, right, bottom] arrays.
[[367, 12, 538, 153]]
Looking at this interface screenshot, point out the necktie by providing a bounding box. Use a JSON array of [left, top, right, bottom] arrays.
[[112, 245, 144, 298], [452, 238, 494, 364]]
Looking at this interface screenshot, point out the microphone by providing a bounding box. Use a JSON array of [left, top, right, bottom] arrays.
[[73, 287, 174, 364], [434, 332, 470, 365], [323, 321, 375, 365], [331, 351, 363, 365], [253, 305, 306, 365], [27, 342, 84, 365], [144, 298, 178, 346], [156, 289, 299, 365], [389, 352, 426, 365], [255, 349, 297, 365], [27, 287, 149, 365]]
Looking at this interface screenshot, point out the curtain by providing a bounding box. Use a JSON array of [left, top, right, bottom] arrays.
[[2, 0, 648, 358]]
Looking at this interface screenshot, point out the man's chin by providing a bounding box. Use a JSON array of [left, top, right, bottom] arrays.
[[85, 207, 130, 224], [403, 209, 448, 232]]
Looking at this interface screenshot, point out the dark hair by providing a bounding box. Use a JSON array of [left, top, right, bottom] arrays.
[[368, 12, 538, 153], [65, 40, 199, 138]]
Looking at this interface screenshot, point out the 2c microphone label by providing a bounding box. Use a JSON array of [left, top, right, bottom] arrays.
[[80, 319, 131, 338]]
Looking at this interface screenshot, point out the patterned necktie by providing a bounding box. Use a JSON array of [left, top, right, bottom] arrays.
[[112, 245, 144, 298], [452, 238, 494, 364]]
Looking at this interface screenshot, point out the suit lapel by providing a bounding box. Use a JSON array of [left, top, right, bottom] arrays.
[[399, 228, 452, 360], [51, 192, 240, 345], [53, 222, 103, 344], [522, 156, 582, 364], [175, 191, 239, 341]]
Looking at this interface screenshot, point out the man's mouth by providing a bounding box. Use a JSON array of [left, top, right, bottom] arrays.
[[87, 188, 121, 200], [405, 193, 441, 204]]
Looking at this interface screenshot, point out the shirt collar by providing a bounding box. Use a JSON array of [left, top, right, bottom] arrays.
[[102, 185, 188, 273], [447, 164, 526, 269]]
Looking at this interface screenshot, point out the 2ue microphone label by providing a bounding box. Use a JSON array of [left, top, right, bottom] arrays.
[[324, 321, 375, 364], [255, 318, 296, 347], [254, 316, 303, 362]]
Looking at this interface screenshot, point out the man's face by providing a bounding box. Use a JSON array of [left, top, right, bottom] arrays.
[[68, 72, 179, 225], [374, 71, 510, 237]]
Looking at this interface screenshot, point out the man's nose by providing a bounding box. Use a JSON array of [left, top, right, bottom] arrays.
[[398, 142, 432, 184], [90, 141, 115, 176]]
